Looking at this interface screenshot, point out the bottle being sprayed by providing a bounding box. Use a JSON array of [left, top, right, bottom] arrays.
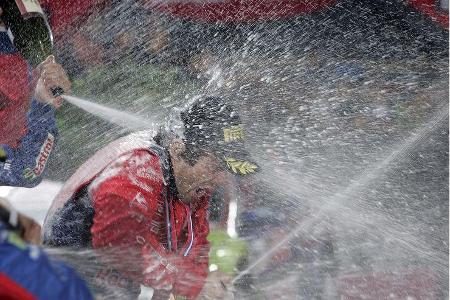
[[0, 0, 64, 96]]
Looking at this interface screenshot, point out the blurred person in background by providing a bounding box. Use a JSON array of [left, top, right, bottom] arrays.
[[40, 0, 111, 77], [0, 198, 93, 299], [43, 96, 258, 299], [0, 6, 71, 187], [236, 207, 296, 299], [237, 200, 337, 299]]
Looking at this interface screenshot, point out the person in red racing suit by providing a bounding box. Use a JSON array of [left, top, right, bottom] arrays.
[[0, 8, 71, 187], [43, 97, 259, 299]]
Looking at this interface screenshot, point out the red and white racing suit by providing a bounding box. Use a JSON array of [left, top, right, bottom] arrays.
[[43, 134, 210, 299]]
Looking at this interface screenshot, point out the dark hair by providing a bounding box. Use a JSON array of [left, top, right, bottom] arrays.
[[153, 127, 206, 166], [155, 96, 243, 166]]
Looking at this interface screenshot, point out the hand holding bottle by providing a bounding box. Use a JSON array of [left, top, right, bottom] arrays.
[[1, 2, 71, 107], [34, 55, 71, 108]]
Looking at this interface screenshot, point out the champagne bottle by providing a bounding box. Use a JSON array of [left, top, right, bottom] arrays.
[[0, 0, 63, 95]]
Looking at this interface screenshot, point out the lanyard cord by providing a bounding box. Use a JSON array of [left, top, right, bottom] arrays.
[[183, 204, 194, 257], [164, 188, 173, 252], [153, 145, 194, 256], [164, 192, 194, 257]]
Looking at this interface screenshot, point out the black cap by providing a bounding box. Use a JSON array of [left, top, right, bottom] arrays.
[[181, 97, 258, 176]]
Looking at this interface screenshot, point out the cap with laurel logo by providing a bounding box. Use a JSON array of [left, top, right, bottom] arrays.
[[181, 97, 259, 176]]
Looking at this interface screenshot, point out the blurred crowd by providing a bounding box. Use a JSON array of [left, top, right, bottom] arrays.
[[51, 0, 449, 150], [52, 1, 227, 81]]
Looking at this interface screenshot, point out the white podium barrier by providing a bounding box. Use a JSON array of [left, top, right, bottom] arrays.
[[0, 180, 62, 225]]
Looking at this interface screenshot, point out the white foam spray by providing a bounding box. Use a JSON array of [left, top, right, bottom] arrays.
[[63, 95, 159, 131], [233, 103, 449, 284]]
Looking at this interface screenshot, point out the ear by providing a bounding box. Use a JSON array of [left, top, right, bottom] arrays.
[[168, 139, 186, 159]]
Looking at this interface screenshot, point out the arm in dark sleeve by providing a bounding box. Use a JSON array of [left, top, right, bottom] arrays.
[[0, 99, 57, 187]]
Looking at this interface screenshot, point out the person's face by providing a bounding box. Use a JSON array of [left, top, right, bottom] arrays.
[[170, 143, 230, 204], [0, 7, 4, 27], [71, 32, 104, 68], [145, 19, 169, 55]]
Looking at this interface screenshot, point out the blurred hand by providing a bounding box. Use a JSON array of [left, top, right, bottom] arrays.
[[0, 199, 41, 245], [152, 289, 172, 300], [197, 271, 232, 300], [34, 55, 71, 108], [17, 212, 42, 245]]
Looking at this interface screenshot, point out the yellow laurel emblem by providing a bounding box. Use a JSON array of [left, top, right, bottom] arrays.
[[225, 157, 258, 175], [223, 125, 244, 143]]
